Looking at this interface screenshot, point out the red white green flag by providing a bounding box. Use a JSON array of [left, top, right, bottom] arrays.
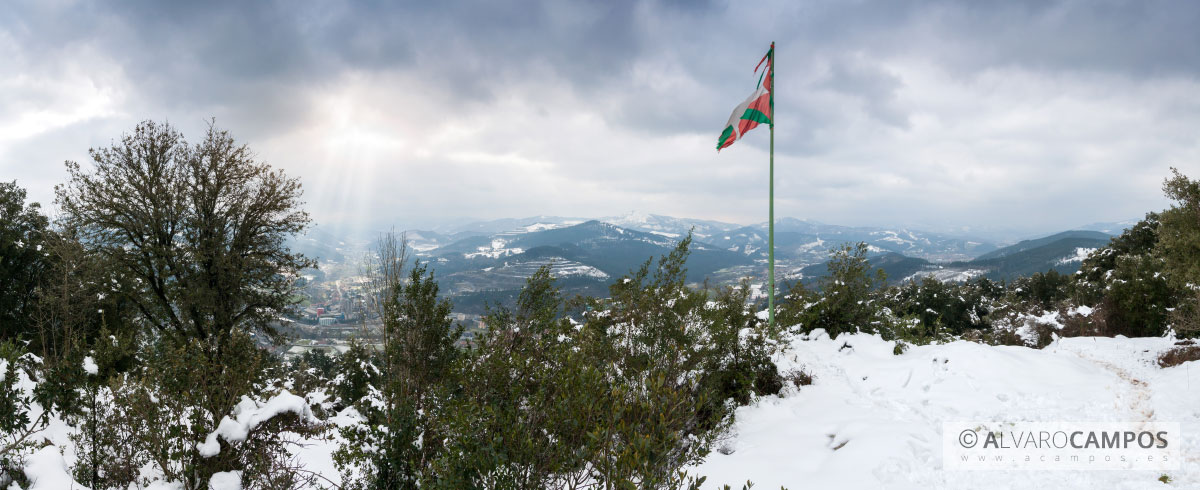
[[716, 46, 773, 151]]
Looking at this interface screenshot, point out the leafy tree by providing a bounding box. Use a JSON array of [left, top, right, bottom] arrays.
[[55, 120, 315, 344], [1074, 213, 1161, 306], [1068, 170, 1200, 338], [882, 276, 996, 339], [1160, 167, 1200, 284], [781, 242, 887, 338], [1159, 168, 1200, 337], [53, 120, 318, 489], [423, 239, 777, 488], [1011, 269, 1071, 311], [1101, 254, 1173, 337], [337, 262, 462, 489], [572, 235, 771, 486], [0, 181, 50, 342], [433, 265, 601, 488]]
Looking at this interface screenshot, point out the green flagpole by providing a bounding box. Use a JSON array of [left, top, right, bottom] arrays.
[[768, 41, 775, 332]]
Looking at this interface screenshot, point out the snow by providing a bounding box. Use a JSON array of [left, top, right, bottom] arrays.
[[1058, 247, 1098, 265], [21, 447, 89, 489], [797, 238, 826, 252], [905, 268, 987, 283], [464, 246, 524, 259], [522, 223, 562, 232], [11, 324, 1200, 489], [692, 330, 1200, 489], [551, 263, 610, 280], [82, 356, 98, 375], [197, 390, 316, 458], [207, 471, 242, 490]]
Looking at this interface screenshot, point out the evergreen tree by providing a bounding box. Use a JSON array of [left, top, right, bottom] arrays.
[[0, 181, 49, 342], [781, 242, 887, 338]]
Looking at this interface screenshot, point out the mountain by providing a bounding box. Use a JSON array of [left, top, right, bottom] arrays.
[[598, 211, 743, 242], [408, 214, 1001, 264], [797, 231, 1114, 285], [300, 214, 1123, 310], [417, 220, 755, 312], [430, 215, 586, 236], [948, 234, 1110, 279], [710, 218, 998, 264], [798, 252, 934, 286], [1076, 219, 1137, 235], [288, 227, 359, 265], [973, 230, 1111, 261]]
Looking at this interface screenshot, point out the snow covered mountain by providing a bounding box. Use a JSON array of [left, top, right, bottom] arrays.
[[598, 211, 743, 242], [416, 220, 754, 311], [711, 218, 999, 263], [298, 215, 1123, 310]]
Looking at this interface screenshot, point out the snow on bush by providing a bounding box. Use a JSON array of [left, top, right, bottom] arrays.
[[197, 390, 316, 458]]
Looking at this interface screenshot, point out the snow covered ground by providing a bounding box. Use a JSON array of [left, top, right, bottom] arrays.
[[9, 332, 1198, 489], [692, 331, 1199, 489]]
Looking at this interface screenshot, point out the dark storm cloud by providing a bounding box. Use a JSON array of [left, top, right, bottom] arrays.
[[10, 0, 1199, 139], [4, 0, 647, 137], [3, 0, 1199, 236]]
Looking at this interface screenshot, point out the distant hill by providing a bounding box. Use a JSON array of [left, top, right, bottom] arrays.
[[710, 218, 998, 263], [419, 220, 755, 310], [949, 235, 1110, 279], [798, 252, 934, 285], [973, 230, 1112, 261], [299, 215, 1119, 310], [1075, 220, 1136, 235], [798, 231, 1113, 285], [598, 211, 743, 242]]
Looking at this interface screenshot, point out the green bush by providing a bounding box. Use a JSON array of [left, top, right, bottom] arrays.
[[336, 262, 462, 490], [882, 277, 998, 339], [1011, 270, 1072, 311], [780, 242, 888, 338], [332, 236, 780, 488]]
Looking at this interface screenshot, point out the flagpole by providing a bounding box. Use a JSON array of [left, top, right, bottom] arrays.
[[768, 41, 776, 332]]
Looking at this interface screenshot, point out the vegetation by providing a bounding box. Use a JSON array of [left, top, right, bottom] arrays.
[[1, 118, 1198, 489], [333, 235, 784, 488], [2, 120, 321, 489], [778, 169, 1200, 348]]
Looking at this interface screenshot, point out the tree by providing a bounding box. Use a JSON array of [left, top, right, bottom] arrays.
[[55, 120, 314, 343], [0, 181, 50, 342], [1073, 213, 1161, 306], [782, 242, 887, 338], [1160, 167, 1200, 284], [54, 120, 318, 489], [337, 261, 462, 489], [1159, 168, 1200, 337], [882, 277, 996, 339]]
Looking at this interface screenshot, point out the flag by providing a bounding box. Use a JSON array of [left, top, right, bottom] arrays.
[[716, 47, 773, 151]]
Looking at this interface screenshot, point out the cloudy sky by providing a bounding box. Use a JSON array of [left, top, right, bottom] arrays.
[[2, 0, 1198, 239]]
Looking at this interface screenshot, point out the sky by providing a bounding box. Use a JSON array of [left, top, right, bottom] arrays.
[[2, 0, 1198, 240]]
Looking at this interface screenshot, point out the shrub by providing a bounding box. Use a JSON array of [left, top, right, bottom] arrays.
[[1157, 345, 1200, 368], [1097, 254, 1175, 337], [336, 262, 462, 490], [882, 277, 997, 338], [781, 242, 887, 338], [66, 330, 323, 490], [360, 237, 784, 488], [1011, 270, 1071, 311], [782, 369, 813, 388]]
